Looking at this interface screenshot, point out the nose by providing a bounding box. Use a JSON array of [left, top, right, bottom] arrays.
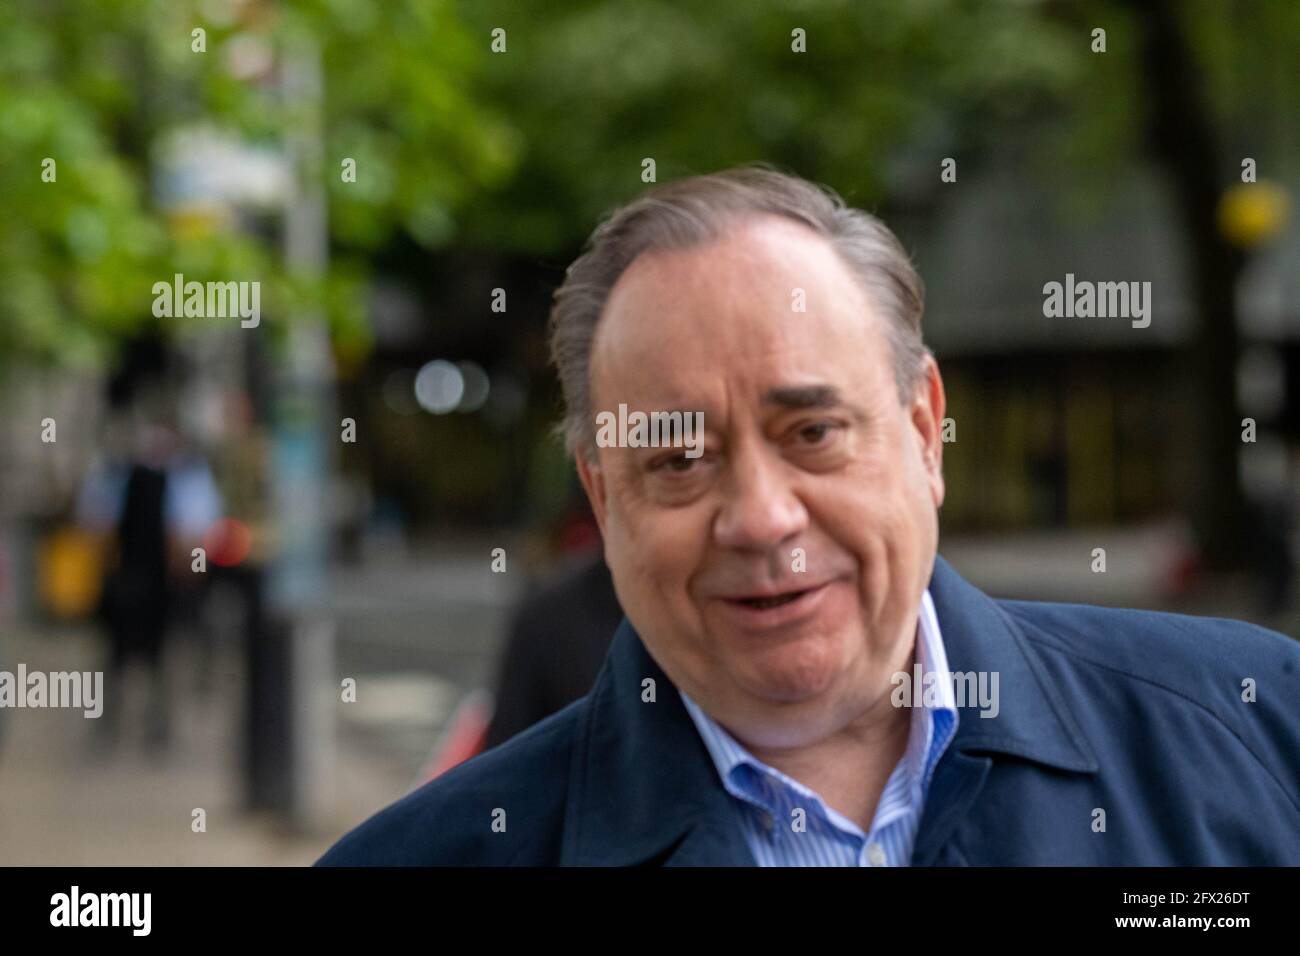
[[712, 445, 808, 552]]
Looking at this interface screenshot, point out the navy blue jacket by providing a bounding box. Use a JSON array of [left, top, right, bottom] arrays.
[[317, 555, 1300, 865]]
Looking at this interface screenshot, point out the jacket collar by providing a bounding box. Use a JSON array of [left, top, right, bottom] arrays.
[[559, 607, 756, 865], [560, 554, 1098, 866], [926, 553, 1098, 773]]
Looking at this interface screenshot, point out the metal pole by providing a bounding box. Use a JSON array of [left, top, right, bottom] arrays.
[[269, 28, 336, 831]]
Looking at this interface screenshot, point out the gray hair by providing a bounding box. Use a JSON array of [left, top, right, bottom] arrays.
[[547, 163, 929, 460]]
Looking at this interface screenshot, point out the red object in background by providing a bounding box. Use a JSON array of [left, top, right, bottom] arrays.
[[555, 508, 601, 556], [204, 517, 252, 567], [418, 689, 494, 784], [1162, 545, 1206, 599]]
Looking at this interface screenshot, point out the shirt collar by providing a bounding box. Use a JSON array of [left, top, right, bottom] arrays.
[[681, 587, 959, 818], [912, 588, 959, 791]]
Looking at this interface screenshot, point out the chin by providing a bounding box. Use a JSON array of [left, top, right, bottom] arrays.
[[733, 635, 848, 704]]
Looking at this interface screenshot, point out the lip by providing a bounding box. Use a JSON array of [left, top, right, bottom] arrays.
[[713, 579, 837, 631]]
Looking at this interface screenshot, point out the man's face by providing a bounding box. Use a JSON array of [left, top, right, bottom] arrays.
[[577, 215, 947, 750]]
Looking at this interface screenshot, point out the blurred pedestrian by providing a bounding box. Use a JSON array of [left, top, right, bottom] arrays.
[[79, 414, 221, 754]]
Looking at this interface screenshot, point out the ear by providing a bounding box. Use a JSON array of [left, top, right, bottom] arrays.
[[909, 353, 947, 509], [575, 448, 610, 540]]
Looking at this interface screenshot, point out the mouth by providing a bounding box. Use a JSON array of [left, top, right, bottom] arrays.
[[716, 580, 837, 629], [729, 589, 816, 609]]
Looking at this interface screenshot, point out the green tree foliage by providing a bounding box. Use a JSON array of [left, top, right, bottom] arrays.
[[0, 0, 515, 371], [3, 0, 1295, 373]]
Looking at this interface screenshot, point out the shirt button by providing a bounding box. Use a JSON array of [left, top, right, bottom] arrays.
[[866, 842, 887, 866], [760, 811, 775, 831]]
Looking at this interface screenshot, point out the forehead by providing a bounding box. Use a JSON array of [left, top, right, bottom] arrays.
[[592, 216, 892, 413]]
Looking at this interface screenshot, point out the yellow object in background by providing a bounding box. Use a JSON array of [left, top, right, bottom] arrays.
[[1217, 180, 1291, 249], [37, 526, 107, 620]]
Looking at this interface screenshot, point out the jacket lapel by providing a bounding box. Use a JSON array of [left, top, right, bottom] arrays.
[[911, 555, 1099, 864], [560, 617, 755, 866]]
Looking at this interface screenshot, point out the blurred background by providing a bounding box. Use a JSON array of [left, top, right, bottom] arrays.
[[0, 0, 1296, 864]]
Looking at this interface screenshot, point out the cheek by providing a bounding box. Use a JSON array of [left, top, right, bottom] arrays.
[[820, 462, 915, 547], [605, 495, 705, 615], [818, 448, 933, 605]]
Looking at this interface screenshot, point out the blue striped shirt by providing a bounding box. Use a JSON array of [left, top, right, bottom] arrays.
[[680, 589, 958, 866]]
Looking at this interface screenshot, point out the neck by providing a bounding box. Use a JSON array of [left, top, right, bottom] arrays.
[[749, 690, 912, 831], [743, 619, 920, 831]]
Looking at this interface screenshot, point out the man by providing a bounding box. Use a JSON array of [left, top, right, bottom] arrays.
[[319, 165, 1300, 866]]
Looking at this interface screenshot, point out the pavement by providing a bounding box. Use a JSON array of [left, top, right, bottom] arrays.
[[0, 540, 521, 866], [0, 622, 431, 865]]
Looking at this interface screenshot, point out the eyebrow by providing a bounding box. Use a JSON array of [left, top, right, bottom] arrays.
[[632, 391, 842, 434], [761, 385, 870, 425], [761, 385, 842, 410]]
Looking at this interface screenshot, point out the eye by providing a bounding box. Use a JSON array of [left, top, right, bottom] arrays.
[[796, 421, 838, 444], [650, 452, 699, 473]]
